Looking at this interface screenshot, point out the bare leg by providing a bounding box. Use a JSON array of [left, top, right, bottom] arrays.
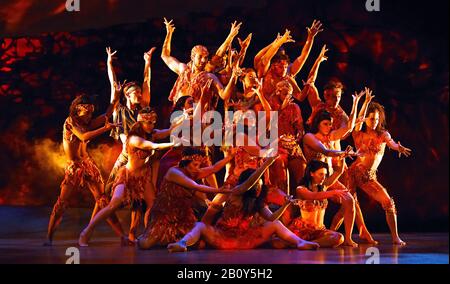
[[331, 199, 377, 245], [312, 231, 344, 248], [128, 209, 141, 242], [78, 184, 126, 246], [44, 183, 74, 246], [136, 181, 159, 251], [263, 220, 319, 250], [167, 222, 206, 252], [87, 182, 125, 238], [143, 181, 156, 228], [339, 193, 358, 247], [359, 181, 405, 245]]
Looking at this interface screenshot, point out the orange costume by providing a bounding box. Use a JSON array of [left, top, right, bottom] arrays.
[[144, 175, 199, 245], [112, 142, 154, 207], [205, 201, 267, 250], [288, 200, 330, 240]]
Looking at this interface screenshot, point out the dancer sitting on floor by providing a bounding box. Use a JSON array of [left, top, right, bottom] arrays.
[[167, 160, 320, 252], [273, 159, 350, 248]]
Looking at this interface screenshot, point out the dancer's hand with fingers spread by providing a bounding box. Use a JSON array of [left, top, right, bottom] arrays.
[[398, 141, 412, 158]]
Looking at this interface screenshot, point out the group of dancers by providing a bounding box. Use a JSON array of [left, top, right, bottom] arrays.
[[44, 19, 412, 251]]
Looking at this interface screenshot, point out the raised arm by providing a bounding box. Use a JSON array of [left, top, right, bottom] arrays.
[[161, 18, 187, 75], [141, 47, 156, 107], [285, 75, 305, 101], [165, 167, 233, 194], [324, 157, 346, 187], [106, 47, 118, 103], [302, 45, 328, 108], [254, 30, 295, 78], [231, 156, 278, 195], [237, 33, 252, 66], [290, 20, 323, 77], [383, 131, 412, 158], [211, 69, 238, 101], [253, 78, 272, 113], [354, 87, 375, 132], [330, 90, 364, 141], [215, 21, 241, 58]]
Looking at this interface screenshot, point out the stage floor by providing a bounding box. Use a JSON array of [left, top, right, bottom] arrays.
[[0, 206, 448, 264]]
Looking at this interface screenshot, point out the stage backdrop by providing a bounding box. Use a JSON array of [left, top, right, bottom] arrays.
[[0, 0, 448, 232]]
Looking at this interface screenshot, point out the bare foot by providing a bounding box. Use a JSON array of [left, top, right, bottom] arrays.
[[359, 231, 378, 245], [393, 237, 406, 246], [128, 234, 136, 243], [78, 230, 89, 247], [343, 239, 358, 247], [167, 241, 187, 253], [297, 240, 320, 250]]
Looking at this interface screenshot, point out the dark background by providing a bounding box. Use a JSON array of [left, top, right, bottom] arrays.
[[0, 0, 448, 232]]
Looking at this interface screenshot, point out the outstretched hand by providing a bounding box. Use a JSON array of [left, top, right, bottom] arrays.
[[106, 47, 117, 63], [364, 87, 375, 103], [280, 29, 295, 44], [144, 47, 157, 62], [164, 17, 175, 34], [397, 141, 412, 158], [318, 44, 329, 63], [307, 19, 324, 38], [238, 33, 252, 49], [229, 21, 242, 38], [352, 89, 365, 102]]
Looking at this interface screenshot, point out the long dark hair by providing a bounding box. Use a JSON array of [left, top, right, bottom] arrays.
[[238, 169, 268, 217], [309, 110, 332, 134], [69, 94, 95, 119], [362, 102, 386, 135], [299, 160, 329, 192]]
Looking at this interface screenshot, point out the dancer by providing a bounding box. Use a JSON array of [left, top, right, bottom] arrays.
[[105, 46, 155, 195], [167, 167, 320, 252], [303, 46, 348, 134], [273, 160, 349, 248], [304, 48, 378, 244], [334, 99, 412, 245], [45, 94, 124, 246], [78, 108, 180, 246], [302, 91, 363, 246], [161, 18, 237, 111], [254, 20, 323, 103], [269, 80, 307, 193], [138, 147, 242, 249]]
